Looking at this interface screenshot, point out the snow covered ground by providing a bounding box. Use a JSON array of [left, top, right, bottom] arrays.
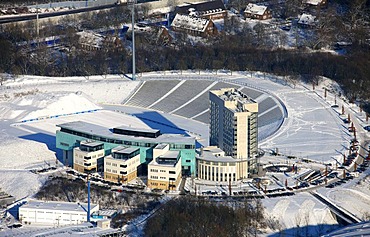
[[264, 192, 338, 234], [0, 71, 369, 235], [0, 75, 139, 199], [229, 73, 354, 163]]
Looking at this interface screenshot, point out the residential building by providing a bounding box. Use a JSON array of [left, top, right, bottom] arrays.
[[148, 144, 182, 190], [76, 31, 104, 51], [298, 13, 316, 28], [209, 88, 259, 177], [104, 146, 141, 183], [19, 199, 99, 226], [303, 0, 327, 7], [73, 140, 105, 173], [175, 0, 227, 20], [171, 14, 217, 37], [244, 3, 272, 20]]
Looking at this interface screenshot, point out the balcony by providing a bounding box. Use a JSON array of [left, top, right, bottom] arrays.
[[120, 165, 127, 168], [120, 171, 128, 175], [84, 156, 92, 160], [84, 163, 92, 166]]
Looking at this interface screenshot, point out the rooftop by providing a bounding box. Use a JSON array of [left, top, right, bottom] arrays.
[[114, 125, 160, 134], [304, 0, 323, 6], [171, 14, 210, 33], [20, 199, 98, 212], [112, 146, 139, 155], [76, 31, 104, 48], [177, 0, 226, 15], [217, 88, 254, 104], [298, 13, 316, 25], [197, 150, 238, 162], [203, 146, 224, 154], [244, 3, 268, 16], [57, 121, 194, 145], [80, 140, 103, 148], [150, 151, 180, 166], [160, 150, 180, 159], [155, 143, 169, 150]]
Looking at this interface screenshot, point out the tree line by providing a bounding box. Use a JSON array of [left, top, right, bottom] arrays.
[[144, 196, 274, 237], [0, 0, 369, 103]]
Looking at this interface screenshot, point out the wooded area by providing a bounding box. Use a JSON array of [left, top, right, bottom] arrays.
[[0, 0, 369, 103], [144, 196, 274, 237]]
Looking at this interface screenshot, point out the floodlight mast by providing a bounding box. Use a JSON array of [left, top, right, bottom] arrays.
[[128, 0, 136, 81]]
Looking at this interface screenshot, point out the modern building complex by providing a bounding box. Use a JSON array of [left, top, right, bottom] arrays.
[[197, 146, 247, 182], [73, 140, 105, 173], [56, 121, 195, 190], [208, 88, 259, 178], [56, 87, 260, 189], [19, 200, 99, 226], [104, 146, 141, 183], [148, 144, 182, 190]]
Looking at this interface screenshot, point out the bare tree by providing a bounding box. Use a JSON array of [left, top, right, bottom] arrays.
[[347, 0, 369, 45], [311, 7, 345, 49]]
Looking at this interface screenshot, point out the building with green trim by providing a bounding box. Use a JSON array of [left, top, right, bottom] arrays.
[[56, 121, 196, 176]]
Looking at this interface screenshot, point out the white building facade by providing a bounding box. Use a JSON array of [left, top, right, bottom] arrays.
[[19, 200, 99, 226], [148, 144, 182, 190], [104, 146, 141, 183], [73, 140, 105, 173]]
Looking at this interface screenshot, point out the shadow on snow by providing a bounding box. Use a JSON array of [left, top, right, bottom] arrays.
[[267, 223, 341, 237], [19, 133, 62, 162], [132, 111, 202, 148]]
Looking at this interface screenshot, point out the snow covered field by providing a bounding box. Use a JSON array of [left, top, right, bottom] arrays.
[[264, 192, 338, 234], [230, 74, 353, 163], [0, 71, 369, 235]]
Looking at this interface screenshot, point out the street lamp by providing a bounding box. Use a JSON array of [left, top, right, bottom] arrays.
[[128, 0, 136, 80]]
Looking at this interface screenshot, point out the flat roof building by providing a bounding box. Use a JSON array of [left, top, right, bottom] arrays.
[[197, 146, 249, 182], [56, 121, 196, 176], [19, 199, 99, 226], [209, 88, 259, 178], [104, 146, 141, 183], [73, 140, 105, 174], [148, 148, 182, 190]]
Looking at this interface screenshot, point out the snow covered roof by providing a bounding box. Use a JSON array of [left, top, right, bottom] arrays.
[[112, 146, 139, 155], [150, 151, 180, 166], [176, 0, 226, 16], [304, 0, 323, 6], [197, 150, 237, 162], [115, 125, 160, 134], [171, 14, 210, 32], [57, 121, 195, 144], [76, 31, 104, 48], [298, 13, 316, 25], [244, 3, 268, 16], [20, 199, 98, 213], [80, 140, 103, 148]]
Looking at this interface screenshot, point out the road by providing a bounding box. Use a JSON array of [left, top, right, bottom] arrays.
[[0, 3, 117, 24]]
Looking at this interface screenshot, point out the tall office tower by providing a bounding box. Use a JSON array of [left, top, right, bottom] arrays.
[[209, 88, 259, 177]]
